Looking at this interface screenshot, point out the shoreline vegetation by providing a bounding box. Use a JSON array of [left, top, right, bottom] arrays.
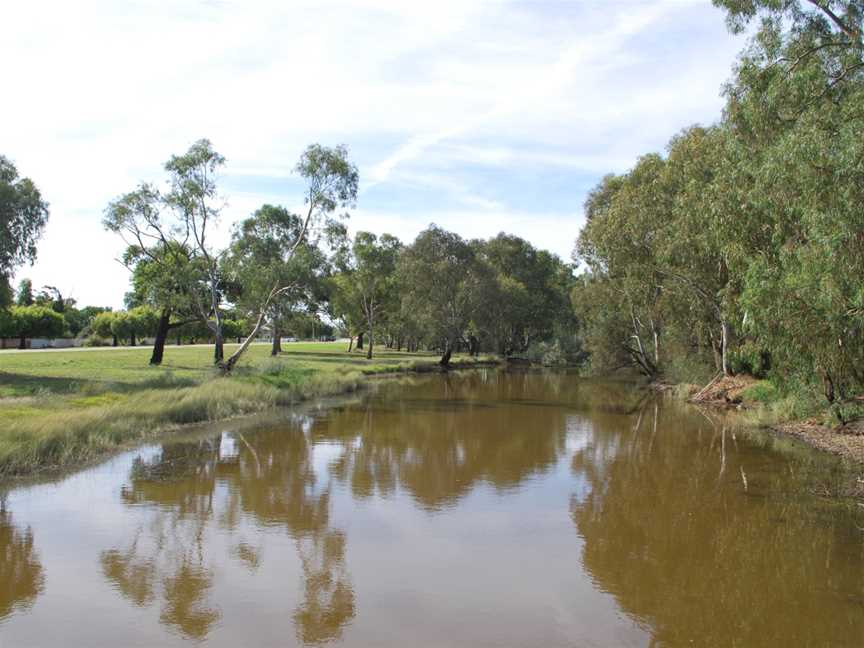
[[0, 342, 498, 478], [1, 340, 861, 483], [658, 374, 864, 465]]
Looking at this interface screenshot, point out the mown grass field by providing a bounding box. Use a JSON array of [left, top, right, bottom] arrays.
[[0, 342, 494, 476]]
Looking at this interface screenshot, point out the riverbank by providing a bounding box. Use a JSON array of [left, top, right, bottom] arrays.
[[0, 342, 498, 477], [671, 374, 864, 464]]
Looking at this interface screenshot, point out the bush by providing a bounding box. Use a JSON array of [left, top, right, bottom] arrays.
[[728, 341, 770, 378], [526, 334, 586, 367], [741, 380, 778, 403]]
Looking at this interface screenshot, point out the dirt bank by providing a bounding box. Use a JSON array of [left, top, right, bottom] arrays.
[[775, 420, 864, 464]]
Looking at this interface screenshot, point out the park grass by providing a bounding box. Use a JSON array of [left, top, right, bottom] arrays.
[[0, 342, 497, 476]]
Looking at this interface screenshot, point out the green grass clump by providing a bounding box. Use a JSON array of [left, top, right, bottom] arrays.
[[741, 380, 779, 404]]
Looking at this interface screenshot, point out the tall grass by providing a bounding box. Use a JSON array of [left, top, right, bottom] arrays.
[[0, 370, 364, 476]]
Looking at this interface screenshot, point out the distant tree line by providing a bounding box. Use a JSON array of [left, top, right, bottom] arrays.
[[94, 140, 580, 370]]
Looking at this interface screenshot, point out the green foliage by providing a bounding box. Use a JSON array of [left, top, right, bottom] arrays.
[[399, 225, 485, 360], [15, 278, 33, 306], [295, 144, 359, 215], [0, 156, 49, 278], [572, 2, 864, 417], [91, 311, 116, 340], [525, 333, 585, 367], [477, 233, 576, 355], [223, 203, 328, 342], [741, 381, 779, 404], [328, 231, 402, 357], [727, 342, 770, 378], [7, 305, 65, 340]]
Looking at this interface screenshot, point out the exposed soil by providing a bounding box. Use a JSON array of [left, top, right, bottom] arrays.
[[777, 419, 864, 465]]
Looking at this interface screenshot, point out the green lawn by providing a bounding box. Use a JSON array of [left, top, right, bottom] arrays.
[[0, 341, 494, 476], [0, 342, 439, 398]]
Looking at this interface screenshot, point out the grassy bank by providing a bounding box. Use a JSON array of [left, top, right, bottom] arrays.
[[0, 342, 496, 476]]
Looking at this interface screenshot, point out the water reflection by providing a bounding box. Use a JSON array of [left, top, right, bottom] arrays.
[[320, 371, 586, 510], [2, 371, 862, 646], [0, 501, 44, 623], [570, 400, 864, 647], [102, 426, 355, 644], [102, 437, 222, 640]]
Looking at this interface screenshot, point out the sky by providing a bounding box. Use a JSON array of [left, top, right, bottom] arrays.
[[1, 0, 747, 309]]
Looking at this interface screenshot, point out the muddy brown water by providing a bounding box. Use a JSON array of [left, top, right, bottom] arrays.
[[1, 371, 863, 647]]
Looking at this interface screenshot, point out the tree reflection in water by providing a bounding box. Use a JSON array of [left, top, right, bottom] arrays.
[[321, 371, 574, 511], [0, 498, 45, 623], [101, 436, 222, 640], [101, 425, 355, 644], [570, 399, 864, 647]]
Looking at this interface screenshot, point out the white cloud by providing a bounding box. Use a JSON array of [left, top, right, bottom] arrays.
[[1, 0, 746, 307]]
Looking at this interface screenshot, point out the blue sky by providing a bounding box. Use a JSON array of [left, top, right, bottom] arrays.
[[1, 0, 747, 308]]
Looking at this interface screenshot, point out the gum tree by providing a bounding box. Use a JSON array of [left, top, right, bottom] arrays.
[[0, 156, 49, 304], [330, 232, 402, 359], [104, 182, 206, 365], [220, 144, 358, 372], [164, 140, 228, 363], [223, 204, 329, 357]]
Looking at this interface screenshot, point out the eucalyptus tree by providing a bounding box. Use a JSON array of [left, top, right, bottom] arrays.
[[220, 144, 358, 372], [330, 232, 402, 359], [654, 126, 746, 375], [0, 155, 49, 303], [400, 226, 484, 366], [104, 180, 206, 365], [714, 0, 864, 407], [478, 234, 576, 356], [575, 157, 673, 378], [327, 272, 364, 351], [223, 204, 329, 357], [124, 244, 203, 363], [163, 140, 228, 363]]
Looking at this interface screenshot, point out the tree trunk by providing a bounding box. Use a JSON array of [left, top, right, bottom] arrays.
[[357, 332, 364, 350], [271, 326, 282, 356], [150, 308, 171, 365], [822, 369, 836, 404], [366, 327, 373, 360], [130, 332, 136, 347], [650, 318, 660, 366], [439, 339, 453, 367], [221, 307, 268, 372], [708, 328, 722, 372], [18, 334, 25, 350], [176, 333, 181, 346], [468, 335, 479, 357], [347, 336, 354, 352], [214, 333, 224, 363], [720, 320, 731, 376], [112, 335, 118, 347]]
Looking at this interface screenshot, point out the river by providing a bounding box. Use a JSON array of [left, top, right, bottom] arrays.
[[1, 370, 862, 647]]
